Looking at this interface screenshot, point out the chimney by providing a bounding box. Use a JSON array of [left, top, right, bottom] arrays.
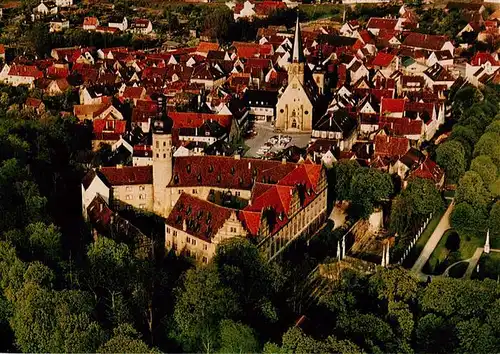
[[182, 219, 187, 231], [248, 162, 251, 169], [234, 154, 241, 160], [386, 135, 390, 143], [282, 158, 287, 164]]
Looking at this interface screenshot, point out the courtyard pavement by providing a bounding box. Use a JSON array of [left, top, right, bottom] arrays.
[[244, 122, 311, 158]]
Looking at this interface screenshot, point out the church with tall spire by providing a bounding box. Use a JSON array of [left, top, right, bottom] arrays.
[[275, 15, 320, 132]]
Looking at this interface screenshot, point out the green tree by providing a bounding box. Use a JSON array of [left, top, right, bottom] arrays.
[[455, 319, 498, 353], [470, 155, 498, 186], [450, 125, 479, 158], [10, 283, 105, 353], [451, 202, 486, 232], [172, 266, 239, 352], [98, 323, 154, 353], [213, 238, 277, 326], [26, 222, 62, 263], [485, 120, 500, 135], [489, 201, 500, 237], [388, 301, 414, 341], [218, 320, 260, 353], [350, 168, 393, 218], [85, 237, 135, 323], [369, 267, 419, 304], [415, 314, 453, 353], [334, 160, 360, 201], [436, 141, 466, 183], [455, 171, 491, 210], [474, 132, 500, 167], [390, 178, 443, 237]]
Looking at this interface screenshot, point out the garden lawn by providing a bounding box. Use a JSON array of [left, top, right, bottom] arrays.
[[402, 210, 444, 268], [424, 229, 485, 275], [471, 252, 500, 281]]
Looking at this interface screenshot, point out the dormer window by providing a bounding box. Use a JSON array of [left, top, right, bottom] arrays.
[[197, 174, 202, 182], [209, 165, 214, 173], [174, 174, 179, 184], [186, 206, 191, 215], [186, 164, 191, 173], [231, 166, 235, 175], [239, 177, 243, 185], [217, 174, 221, 183]]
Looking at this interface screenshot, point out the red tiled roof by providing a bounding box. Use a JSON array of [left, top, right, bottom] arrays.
[[402, 33, 449, 51], [379, 117, 423, 136], [238, 210, 261, 237], [374, 134, 409, 157], [371, 52, 395, 67], [471, 52, 498, 66], [123, 86, 146, 99], [99, 166, 153, 185], [381, 98, 406, 114], [254, 1, 286, 16], [165, 192, 234, 242], [196, 42, 219, 54], [25, 97, 42, 108], [93, 119, 126, 134], [367, 18, 398, 30], [8, 65, 43, 78], [169, 112, 232, 129], [83, 17, 98, 26], [170, 156, 298, 189], [46, 65, 69, 79], [410, 157, 444, 184]]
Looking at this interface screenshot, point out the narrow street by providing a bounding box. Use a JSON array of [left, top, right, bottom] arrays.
[[411, 201, 454, 274]]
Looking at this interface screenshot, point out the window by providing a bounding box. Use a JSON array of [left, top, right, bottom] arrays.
[[126, 186, 132, 192], [139, 185, 145, 191], [202, 256, 208, 264], [186, 250, 191, 257], [166, 227, 170, 234], [139, 194, 145, 199], [305, 110, 309, 115], [203, 244, 208, 250], [163, 141, 166, 147], [163, 153, 166, 158], [230, 227, 237, 233], [139, 204, 145, 209], [167, 241, 171, 247], [173, 230, 177, 237], [291, 119, 297, 128], [235, 191, 240, 197], [192, 239, 197, 246], [172, 243, 177, 250], [192, 189, 197, 194], [156, 153, 159, 158], [186, 236, 191, 243], [126, 195, 132, 200], [156, 141, 159, 148]]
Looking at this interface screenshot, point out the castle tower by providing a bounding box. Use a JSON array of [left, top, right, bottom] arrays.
[[288, 14, 305, 85], [152, 97, 174, 217]]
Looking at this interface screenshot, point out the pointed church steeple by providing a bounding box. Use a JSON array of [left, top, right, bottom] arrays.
[[292, 14, 303, 63]]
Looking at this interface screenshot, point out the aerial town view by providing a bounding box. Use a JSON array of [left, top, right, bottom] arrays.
[[0, 0, 500, 351]]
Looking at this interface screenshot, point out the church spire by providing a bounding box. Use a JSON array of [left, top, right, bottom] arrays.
[[292, 14, 303, 63]]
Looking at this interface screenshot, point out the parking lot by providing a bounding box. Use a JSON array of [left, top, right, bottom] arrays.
[[244, 122, 312, 159]]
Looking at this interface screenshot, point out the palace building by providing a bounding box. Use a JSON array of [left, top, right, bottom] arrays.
[[82, 115, 328, 263], [275, 16, 321, 133]]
